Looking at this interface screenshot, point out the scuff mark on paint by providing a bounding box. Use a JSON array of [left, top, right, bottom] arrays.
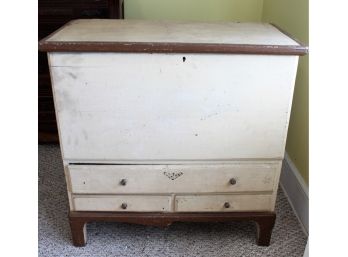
[[67, 71, 77, 79], [263, 176, 272, 184], [82, 130, 88, 140], [67, 135, 71, 145], [200, 112, 219, 121]]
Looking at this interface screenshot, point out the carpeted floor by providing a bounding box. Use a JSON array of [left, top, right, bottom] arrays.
[[39, 145, 307, 257]]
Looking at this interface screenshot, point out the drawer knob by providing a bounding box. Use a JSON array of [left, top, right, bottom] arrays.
[[229, 178, 237, 185], [121, 203, 127, 209], [120, 179, 127, 186], [224, 202, 230, 208]]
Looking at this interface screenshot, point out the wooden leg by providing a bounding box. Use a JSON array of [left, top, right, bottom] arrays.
[[68, 211, 276, 247], [69, 218, 87, 247], [254, 213, 276, 246]]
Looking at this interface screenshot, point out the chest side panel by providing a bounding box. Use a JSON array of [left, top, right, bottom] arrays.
[[49, 53, 298, 161]]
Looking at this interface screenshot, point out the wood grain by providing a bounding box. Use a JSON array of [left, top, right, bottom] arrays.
[[40, 41, 307, 55]]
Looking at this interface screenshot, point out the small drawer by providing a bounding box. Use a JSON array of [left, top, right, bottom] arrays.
[[72, 195, 171, 212], [175, 194, 273, 212], [67, 162, 280, 194]]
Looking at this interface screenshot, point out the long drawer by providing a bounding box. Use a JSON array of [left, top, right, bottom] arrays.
[[72, 195, 171, 212], [175, 194, 273, 212], [67, 163, 280, 194]]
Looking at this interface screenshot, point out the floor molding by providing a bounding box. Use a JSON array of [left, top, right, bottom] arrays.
[[280, 153, 308, 235]]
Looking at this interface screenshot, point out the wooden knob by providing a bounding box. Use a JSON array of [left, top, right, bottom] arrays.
[[121, 203, 127, 209], [224, 202, 230, 208], [229, 178, 237, 185], [120, 179, 127, 186]]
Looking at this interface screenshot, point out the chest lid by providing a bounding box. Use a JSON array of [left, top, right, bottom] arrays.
[[39, 19, 307, 55]]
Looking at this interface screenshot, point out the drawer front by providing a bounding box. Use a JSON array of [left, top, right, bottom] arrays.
[[175, 194, 272, 212], [67, 162, 280, 194], [72, 195, 171, 212], [50, 53, 298, 161]]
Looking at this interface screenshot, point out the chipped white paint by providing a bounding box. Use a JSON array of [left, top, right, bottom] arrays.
[[67, 163, 280, 194], [175, 194, 272, 212], [47, 19, 299, 46], [49, 53, 298, 161]]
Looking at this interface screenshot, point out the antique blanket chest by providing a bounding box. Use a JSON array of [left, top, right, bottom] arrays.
[[39, 19, 308, 246]]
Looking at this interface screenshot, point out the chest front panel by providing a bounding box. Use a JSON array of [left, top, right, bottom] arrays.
[[49, 52, 298, 161]]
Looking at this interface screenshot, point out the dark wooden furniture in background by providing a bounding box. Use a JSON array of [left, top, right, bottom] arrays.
[[38, 0, 124, 143]]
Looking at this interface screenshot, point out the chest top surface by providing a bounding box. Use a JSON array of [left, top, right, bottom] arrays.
[[39, 19, 307, 55]]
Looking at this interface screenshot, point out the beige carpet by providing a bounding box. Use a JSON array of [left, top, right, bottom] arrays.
[[39, 145, 307, 257]]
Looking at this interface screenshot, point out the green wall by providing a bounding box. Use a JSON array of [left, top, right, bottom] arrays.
[[262, 0, 309, 185], [124, 0, 309, 185], [125, 0, 263, 21]]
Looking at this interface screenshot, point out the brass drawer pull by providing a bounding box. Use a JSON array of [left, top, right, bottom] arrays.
[[224, 202, 230, 208], [121, 203, 127, 209], [120, 179, 127, 186], [229, 178, 237, 185]]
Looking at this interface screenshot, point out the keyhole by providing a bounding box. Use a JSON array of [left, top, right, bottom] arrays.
[[183, 56, 186, 62]]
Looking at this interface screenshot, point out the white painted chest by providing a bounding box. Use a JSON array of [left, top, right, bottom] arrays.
[[39, 19, 307, 246]]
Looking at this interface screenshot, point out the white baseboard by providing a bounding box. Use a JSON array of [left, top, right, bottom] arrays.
[[280, 152, 309, 235], [303, 241, 309, 257]]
